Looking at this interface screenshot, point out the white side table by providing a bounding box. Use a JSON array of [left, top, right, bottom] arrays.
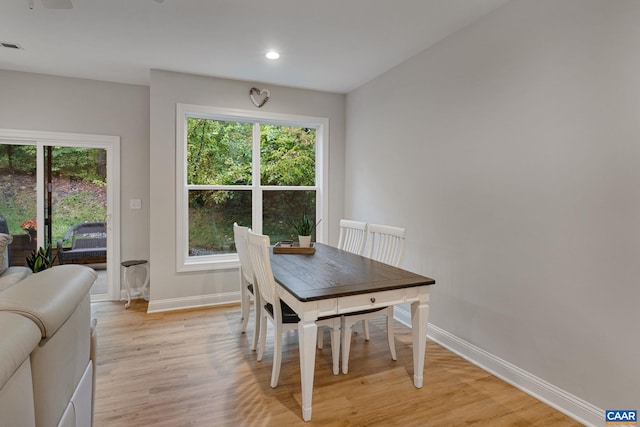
[[121, 260, 150, 308]]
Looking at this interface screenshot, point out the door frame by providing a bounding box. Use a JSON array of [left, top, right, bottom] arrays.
[[0, 128, 120, 301]]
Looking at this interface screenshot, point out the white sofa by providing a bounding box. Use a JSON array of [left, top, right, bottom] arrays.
[[0, 261, 97, 427], [0, 233, 32, 291], [0, 310, 41, 426]]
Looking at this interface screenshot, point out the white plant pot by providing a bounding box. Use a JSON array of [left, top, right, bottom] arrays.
[[298, 235, 311, 248]]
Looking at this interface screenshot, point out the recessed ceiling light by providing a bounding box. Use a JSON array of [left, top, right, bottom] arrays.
[[266, 50, 280, 60]]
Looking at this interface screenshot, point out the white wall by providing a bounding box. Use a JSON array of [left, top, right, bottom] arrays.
[[346, 0, 640, 413], [149, 70, 345, 311], [0, 69, 150, 270]]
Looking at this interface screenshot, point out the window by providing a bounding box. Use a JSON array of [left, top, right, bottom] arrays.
[[176, 104, 328, 271]]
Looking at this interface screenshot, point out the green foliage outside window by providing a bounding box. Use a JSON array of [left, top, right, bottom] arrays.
[[186, 119, 315, 187], [187, 120, 252, 186], [0, 145, 36, 175], [260, 125, 315, 186], [0, 145, 105, 185]]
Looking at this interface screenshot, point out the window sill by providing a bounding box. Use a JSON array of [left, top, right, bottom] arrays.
[[177, 255, 240, 273]]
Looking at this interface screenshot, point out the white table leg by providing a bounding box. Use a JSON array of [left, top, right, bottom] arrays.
[[298, 319, 318, 422], [411, 300, 429, 388]]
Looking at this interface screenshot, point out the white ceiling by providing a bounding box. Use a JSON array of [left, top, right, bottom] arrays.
[[0, 0, 509, 93]]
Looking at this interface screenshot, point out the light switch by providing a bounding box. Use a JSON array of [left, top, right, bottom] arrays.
[[130, 199, 141, 209]]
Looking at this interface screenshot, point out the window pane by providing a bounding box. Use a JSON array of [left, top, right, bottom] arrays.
[[189, 190, 251, 255], [260, 125, 315, 186], [187, 118, 252, 185], [0, 144, 37, 266], [263, 190, 316, 244], [50, 146, 107, 245]]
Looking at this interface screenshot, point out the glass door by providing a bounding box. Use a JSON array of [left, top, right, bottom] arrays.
[[47, 146, 109, 298], [1, 135, 117, 302], [0, 142, 38, 266]]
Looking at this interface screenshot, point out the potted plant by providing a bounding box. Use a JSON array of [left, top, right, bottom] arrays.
[[293, 214, 319, 248], [26, 245, 57, 273]]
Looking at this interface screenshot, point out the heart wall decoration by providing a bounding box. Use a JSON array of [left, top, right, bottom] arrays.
[[249, 87, 270, 108]]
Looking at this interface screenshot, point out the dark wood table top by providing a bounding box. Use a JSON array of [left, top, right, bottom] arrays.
[[270, 243, 436, 302]]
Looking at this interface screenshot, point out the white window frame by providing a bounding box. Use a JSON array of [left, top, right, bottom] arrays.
[[176, 103, 329, 272]]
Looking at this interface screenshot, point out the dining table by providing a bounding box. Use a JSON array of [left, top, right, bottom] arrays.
[[269, 242, 436, 422]]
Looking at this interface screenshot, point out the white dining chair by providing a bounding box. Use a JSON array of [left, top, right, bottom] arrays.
[[234, 223, 260, 351], [337, 219, 367, 255], [317, 219, 368, 350], [340, 223, 406, 374], [246, 229, 341, 388]]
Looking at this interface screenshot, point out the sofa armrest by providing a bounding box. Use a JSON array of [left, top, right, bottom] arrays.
[[0, 312, 41, 388], [0, 265, 97, 339]]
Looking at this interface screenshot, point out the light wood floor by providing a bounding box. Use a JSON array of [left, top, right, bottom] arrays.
[[92, 301, 581, 427]]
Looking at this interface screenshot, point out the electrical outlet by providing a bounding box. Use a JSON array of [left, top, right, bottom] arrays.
[[130, 199, 141, 209]]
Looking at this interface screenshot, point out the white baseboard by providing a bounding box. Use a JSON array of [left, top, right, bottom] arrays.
[[393, 307, 602, 427], [147, 291, 240, 313]]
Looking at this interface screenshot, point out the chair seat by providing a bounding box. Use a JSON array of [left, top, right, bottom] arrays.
[[265, 301, 300, 323], [264, 301, 342, 324]]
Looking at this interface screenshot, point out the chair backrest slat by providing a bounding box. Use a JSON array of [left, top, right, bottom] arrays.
[[337, 219, 367, 255], [246, 229, 278, 309], [233, 223, 254, 285], [366, 223, 406, 268]]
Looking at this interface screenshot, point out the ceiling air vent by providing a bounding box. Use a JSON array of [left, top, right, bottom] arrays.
[[1, 42, 23, 50]]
